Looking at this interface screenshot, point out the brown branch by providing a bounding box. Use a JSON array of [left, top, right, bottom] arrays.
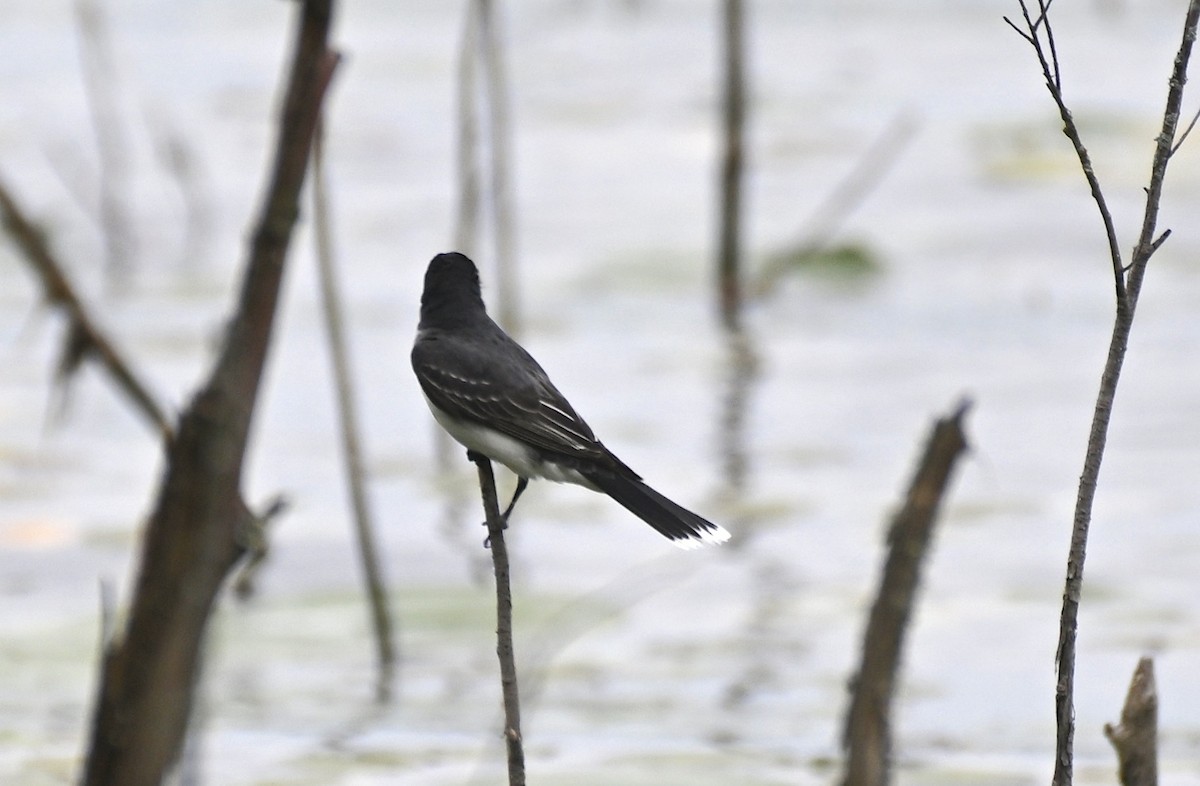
[[1009, 4, 1200, 785], [0, 177, 173, 442], [80, 3, 339, 784], [312, 122, 398, 701], [840, 400, 972, 786], [469, 452, 526, 786], [1104, 657, 1158, 786]]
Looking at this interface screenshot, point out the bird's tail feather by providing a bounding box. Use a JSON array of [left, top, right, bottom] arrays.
[[580, 469, 730, 548]]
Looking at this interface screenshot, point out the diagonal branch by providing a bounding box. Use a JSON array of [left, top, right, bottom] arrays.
[[0, 178, 173, 442], [1008, 0, 1127, 306]]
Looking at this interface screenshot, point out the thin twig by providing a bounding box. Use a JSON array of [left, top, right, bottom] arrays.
[[470, 452, 526, 786], [0, 177, 173, 442], [1013, 0, 1127, 304], [1169, 103, 1200, 156], [312, 120, 398, 701], [840, 401, 971, 786], [1126, 0, 1200, 306]]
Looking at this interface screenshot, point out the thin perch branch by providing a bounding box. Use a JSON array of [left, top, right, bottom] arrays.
[[840, 400, 971, 786], [469, 451, 526, 786], [0, 177, 173, 442]]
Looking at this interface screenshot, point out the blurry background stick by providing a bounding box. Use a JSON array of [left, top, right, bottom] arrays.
[[311, 119, 398, 702]]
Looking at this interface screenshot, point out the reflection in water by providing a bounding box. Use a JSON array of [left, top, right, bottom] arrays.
[[717, 325, 760, 515]]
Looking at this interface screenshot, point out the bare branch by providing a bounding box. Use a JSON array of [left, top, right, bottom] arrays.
[[840, 400, 972, 786], [1169, 103, 1200, 156], [1009, 0, 1128, 310], [1126, 0, 1200, 306], [0, 177, 173, 442], [1009, 4, 1200, 786]]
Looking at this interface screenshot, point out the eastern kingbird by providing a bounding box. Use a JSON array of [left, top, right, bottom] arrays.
[[411, 252, 730, 549]]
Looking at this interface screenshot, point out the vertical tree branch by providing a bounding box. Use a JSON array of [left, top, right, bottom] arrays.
[[470, 452, 526, 786], [312, 122, 398, 701], [840, 401, 971, 786], [81, 3, 339, 784], [1104, 657, 1158, 786], [1008, 4, 1200, 784], [716, 0, 746, 332]]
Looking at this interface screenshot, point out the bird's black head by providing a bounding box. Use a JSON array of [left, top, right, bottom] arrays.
[[418, 252, 487, 329]]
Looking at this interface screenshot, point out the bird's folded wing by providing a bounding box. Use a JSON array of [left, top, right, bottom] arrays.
[[413, 338, 609, 462]]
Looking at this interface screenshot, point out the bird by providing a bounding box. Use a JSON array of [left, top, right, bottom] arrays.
[[411, 251, 730, 549]]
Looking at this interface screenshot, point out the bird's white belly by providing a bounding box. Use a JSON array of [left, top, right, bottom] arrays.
[[426, 398, 596, 489]]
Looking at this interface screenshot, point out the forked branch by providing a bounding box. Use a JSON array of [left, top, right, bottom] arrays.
[[1006, 3, 1200, 785]]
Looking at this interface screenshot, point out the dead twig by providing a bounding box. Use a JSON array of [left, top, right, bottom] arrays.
[[840, 400, 972, 786], [0, 177, 172, 442], [1007, 3, 1200, 784], [1104, 657, 1158, 786]]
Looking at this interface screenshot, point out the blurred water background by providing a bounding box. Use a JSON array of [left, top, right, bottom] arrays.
[[2, 1, 1200, 784]]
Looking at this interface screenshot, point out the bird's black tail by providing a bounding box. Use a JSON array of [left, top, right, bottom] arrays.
[[580, 468, 730, 548]]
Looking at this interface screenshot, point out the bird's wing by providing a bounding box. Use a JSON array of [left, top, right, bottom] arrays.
[[412, 329, 611, 463]]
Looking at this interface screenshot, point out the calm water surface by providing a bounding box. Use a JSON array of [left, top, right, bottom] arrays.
[[1, 1, 1199, 784]]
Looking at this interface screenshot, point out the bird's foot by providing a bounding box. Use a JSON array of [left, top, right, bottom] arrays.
[[481, 512, 510, 548]]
